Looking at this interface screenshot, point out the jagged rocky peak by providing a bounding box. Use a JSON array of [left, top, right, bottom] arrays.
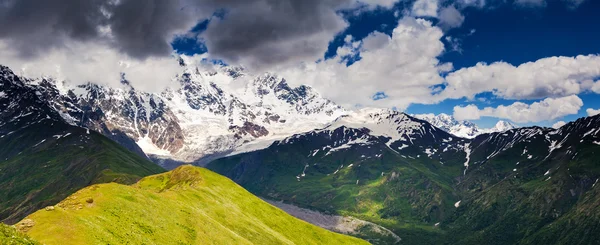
[[0, 67, 59, 129], [0, 62, 346, 167], [323, 108, 462, 149]]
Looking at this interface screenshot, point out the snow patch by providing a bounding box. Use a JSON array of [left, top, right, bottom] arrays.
[[463, 143, 471, 175], [454, 200, 461, 208], [33, 139, 46, 148]]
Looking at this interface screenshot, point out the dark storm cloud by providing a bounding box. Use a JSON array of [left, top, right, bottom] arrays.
[[0, 0, 200, 59], [108, 0, 194, 58], [0, 0, 358, 67], [0, 0, 108, 57], [199, 0, 352, 69]]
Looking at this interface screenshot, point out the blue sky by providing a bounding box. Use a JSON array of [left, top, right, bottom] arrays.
[[171, 0, 600, 128]]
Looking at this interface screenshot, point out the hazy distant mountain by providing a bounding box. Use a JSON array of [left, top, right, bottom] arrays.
[[413, 113, 517, 138]]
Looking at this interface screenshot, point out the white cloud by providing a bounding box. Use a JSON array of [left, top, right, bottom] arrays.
[[456, 0, 486, 8], [587, 108, 600, 117], [279, 17, 451, 110], [453, 95, 583, 123], [552, 121, 567, 129], [591, 80, 600, 93], [441, 55, 600, 101], [438, 6, 465, 30], [359, 0, 399, 8], [412, 0, 439, 17], [445, 36, 463, 53], [0, 40, 186, 93]]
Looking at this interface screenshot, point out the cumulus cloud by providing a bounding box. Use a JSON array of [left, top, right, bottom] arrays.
[[0, 0, 398, 90], [279, 17, 451, 110], [0, 0, 200, 59], [412, 0, 439, 17], [438, 5, 465, 30], [0, 40, 187, 93], [552, 121, 566, 129], [587, 108, 600, 117], [453, 95, 583, 123], [201, 0, 351, 72], [441, 55, 600, 101]]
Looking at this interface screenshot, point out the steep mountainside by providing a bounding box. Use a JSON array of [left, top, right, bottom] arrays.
[[16, 165, 367, 245], [0, 66, 165, 224], [208, 109, 600, 245], [208, 109, 470, 244], [413, 113, 516, 138], [2, 61, 344, 168]]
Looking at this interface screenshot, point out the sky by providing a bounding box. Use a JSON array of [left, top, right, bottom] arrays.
[[1, 0, 599, 128]]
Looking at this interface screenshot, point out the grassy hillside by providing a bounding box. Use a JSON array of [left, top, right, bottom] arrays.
[[16, 165, 368, 245], [0, 223, 39, 245], [0, 123, 165, 224], [208, 139, 463, 244], [207, 117, 600, 244]]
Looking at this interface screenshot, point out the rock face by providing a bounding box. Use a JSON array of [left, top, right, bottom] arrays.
[[0, 61, 345, 168]]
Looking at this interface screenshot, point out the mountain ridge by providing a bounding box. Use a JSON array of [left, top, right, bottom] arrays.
[[207, 108, 600, 244], [413, 113, 517, 138], [1, 63, 345, 168], [0, 66, 165, 224]]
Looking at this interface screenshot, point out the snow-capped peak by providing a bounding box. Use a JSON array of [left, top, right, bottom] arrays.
[[413, 113, 517, 138], [413, 113, 479, 138], [492, 120, 517, 132], [4, 62, 346, 166]]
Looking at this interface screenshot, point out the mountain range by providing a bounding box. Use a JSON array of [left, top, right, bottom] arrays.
[[0, 64, 365, 244], [207, 107, 600, 244], [2, 62, 600, 245], [413, 113, 517, 138], [2, 62, 515, 170]]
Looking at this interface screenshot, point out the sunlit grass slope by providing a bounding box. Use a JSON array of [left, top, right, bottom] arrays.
[[18, 165, 368, 245], [0, 126, 165, 224], [0, 223, 39, 245]]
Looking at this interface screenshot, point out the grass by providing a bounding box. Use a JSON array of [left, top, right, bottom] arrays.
[[0, 124, 165, 224], [0, 223, 39, 245], [17, 165, 368, 245]]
